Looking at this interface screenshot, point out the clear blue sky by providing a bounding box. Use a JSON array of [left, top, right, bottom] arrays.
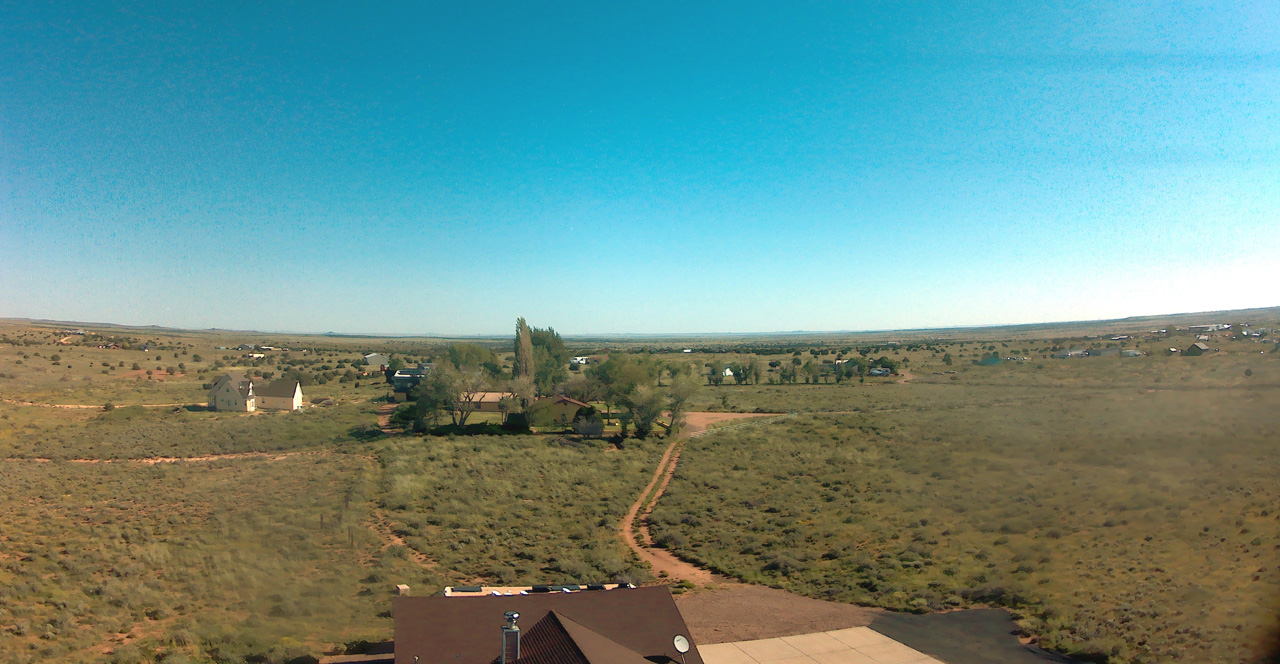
[[2, 2, 1277, 335]]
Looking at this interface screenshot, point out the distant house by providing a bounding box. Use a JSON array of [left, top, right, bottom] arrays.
[[1087, 347, 1119, 358], [257, 379, 303, 411], [1051, 348, 1087, 359], [461, 391, 517, 413], [529, 394, 592, 425], [364, 353, 389, 370], [723, 367, 735, 378], [209, 372, 255, 412], [570, 356, 591, 366], [392, 364, 434, 402], [1185, 342, 1211, 356]]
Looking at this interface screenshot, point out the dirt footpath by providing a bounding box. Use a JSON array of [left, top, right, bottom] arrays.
[[619, 412, 779, 584], [376, 402, 400, 434], [676, 583, 882, 644]]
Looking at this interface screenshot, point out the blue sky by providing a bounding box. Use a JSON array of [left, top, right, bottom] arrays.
[[1, 2, 1277, 335]]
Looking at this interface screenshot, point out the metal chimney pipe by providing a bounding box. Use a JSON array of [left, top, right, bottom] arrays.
[[500, 611, 520, 664]]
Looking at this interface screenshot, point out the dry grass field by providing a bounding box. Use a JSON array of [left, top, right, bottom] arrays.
[[0, 455, 430, 664], [1, 314, 1277, 663], [651, 351, 1280, 663]]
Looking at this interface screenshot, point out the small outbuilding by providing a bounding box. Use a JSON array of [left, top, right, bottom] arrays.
[[529, 395, 592, 426], [1185, 342, 1211, 356], [257, 379, 304, 411]]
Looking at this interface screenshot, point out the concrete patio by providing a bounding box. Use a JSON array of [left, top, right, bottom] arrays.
[[699, 626, 945, 664]]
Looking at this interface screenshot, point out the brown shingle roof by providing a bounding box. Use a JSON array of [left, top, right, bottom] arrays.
[[393, 586, 702, 664], [552, 395, 591, 409], [257, 379, 301, 398], [509, 611, 653, 664], [215, 372, 253, 399]]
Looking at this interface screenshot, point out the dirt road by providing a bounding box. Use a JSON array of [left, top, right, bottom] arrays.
[[619, 412, 779, 584], [376, 402, 400, 434]]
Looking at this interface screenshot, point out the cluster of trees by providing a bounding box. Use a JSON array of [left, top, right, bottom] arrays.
[[513, 318, 570, 393], [705, 358, 763, 386], [701, 354, 901, 385], [571, 355, 699, 438], [398, 319, 698, 439]]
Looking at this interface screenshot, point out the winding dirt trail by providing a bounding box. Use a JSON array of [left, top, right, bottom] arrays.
[[368, 511, 437, 569], [376, 402, 400, 434], [619, 412, 780, 584]]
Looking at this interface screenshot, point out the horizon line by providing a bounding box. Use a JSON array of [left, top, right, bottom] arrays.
[[2, 304, 1276, 341]]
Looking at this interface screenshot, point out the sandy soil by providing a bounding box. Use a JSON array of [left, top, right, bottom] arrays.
[[676, 583, 882, 644], [683, 411, 781, 431]]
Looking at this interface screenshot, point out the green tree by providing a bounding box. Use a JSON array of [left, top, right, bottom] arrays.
[[707, 359, 726, 386], [622, 384, 666, 439], [588, 356, 651, 422], [448, 343, 501, 376], [665, 373, 701, 434], [513, 318, 534, 380], [413, 363, 489, 427], [530, 326, 569, 393]]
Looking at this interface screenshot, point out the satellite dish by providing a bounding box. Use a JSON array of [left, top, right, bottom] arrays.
[[673, 635, 690, 654]]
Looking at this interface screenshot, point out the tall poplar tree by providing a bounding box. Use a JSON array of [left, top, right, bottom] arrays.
[[513, 317, 534, 380]]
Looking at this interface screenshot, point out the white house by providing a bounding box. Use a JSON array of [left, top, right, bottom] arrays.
[[257, 379, 304, 411], [363, 353, 389, 370], [209, 372, 255, 412], [723, 367, 734, 377]]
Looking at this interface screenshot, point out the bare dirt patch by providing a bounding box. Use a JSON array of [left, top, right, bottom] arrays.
[[683, 411, 779, 432], [376, 402, 400, 434], [676, 583, 882, 644]]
